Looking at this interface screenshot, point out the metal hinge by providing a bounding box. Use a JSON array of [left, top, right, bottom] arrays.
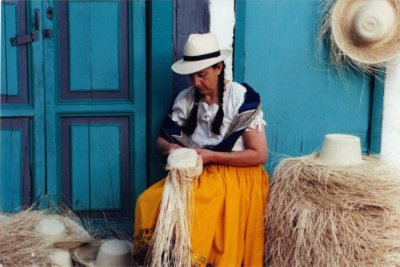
[[10, 8, 40, 46]]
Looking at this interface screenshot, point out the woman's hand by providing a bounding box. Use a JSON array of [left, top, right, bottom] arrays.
[[195, 148, 215, 165]]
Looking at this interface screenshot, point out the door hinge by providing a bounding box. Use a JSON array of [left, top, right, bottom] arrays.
[[10, 8, 40, 46]]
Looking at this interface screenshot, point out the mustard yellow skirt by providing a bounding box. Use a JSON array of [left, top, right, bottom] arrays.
[[133, 164, 269, 266]]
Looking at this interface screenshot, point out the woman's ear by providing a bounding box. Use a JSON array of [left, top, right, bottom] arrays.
[[217, 62, 224, 75]]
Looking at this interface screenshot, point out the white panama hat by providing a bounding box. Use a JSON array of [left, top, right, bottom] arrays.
[[73, 239, 134, 267], [49, 249, 73, 267], [331, 0, 400, 64], [171, 33, 232, 75], [315, 134, 364, 166], [36, 217, 67, 246]]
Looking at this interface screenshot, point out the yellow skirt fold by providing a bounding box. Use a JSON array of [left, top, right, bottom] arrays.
[[133, 164, 269, 266]]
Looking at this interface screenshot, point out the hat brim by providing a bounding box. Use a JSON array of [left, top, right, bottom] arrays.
[[171, 49, 232, 75], [73, 240, 134, 267], [73, 240, 104, 267], [331, 0, 400, 64]]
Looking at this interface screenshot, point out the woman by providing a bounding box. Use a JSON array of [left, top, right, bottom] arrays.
[[133, 33, 269, 266]]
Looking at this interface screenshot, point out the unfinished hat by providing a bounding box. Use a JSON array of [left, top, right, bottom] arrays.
[[48, 249, 73, 267], [171, 33, 232, 74], [331, 0, 400, 64], [316, 134, 363, 166], [167, 147, 201, 170], [36, 217, 67, 246], [73, 239, 134, 267]]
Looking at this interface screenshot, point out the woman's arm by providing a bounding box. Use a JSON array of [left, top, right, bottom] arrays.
[[156, 136, 182, 155], [195, 128, 268, 166]]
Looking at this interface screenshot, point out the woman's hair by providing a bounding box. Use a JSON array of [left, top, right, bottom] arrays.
[[183, 62, 225, 135]]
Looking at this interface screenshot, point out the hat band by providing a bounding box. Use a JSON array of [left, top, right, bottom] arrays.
[[183, 51, 220, 61]]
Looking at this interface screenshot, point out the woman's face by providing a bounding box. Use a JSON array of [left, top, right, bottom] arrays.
[[188, 63, 222, 96]]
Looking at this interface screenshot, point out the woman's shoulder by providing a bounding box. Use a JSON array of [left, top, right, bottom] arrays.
[[224, 81, 247, 106], [173, 86, 195, 106]]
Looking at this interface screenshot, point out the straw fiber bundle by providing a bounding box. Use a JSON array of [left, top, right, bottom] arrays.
[[146, 148, 203, 267], [0, 208, 92, 266], [265, 155, 400, 267]]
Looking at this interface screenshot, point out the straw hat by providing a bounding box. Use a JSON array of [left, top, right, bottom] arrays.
[[48, 249, 72, 267], [35, 215, 91, 249], [167, 147, 202, 169], [73, 239, 134, 267], [36, 217, 67, 246], [331, 0, 400, 64], [171, 33, 232, 74], [315, 134, 363, 166]]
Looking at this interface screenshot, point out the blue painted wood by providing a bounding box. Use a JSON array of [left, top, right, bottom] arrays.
[[237, 0, 377, 173], [60, 116, 131, 217], [90, 2, 119, 90], [0, 129, 22, 211], [149, 0, 173, 185], [69, 2, 92, 91], [3, 3, 18, 96], [71, 124, 90, 211], [0, 1, 45, 211], [43, 1, 144, 218], [369, 74, 384, 154], [30, 1, 47, 207], [0, 118, 31, 212], [90, 124, 121, 210], [1, 0, 29, 105], [59, 1, 129, 100], [130, 0, 147, 205]]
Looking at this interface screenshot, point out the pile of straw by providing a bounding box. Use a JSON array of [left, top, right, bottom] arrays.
[[265, 156, 400, 267], [0, 208, 92, 266]]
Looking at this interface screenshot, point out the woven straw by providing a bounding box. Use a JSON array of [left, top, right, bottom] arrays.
[[265, 155, 400, 267], [317, 0, 400, 73]]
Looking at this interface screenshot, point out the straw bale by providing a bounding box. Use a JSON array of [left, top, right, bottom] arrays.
[[265, 156, 400, 267]]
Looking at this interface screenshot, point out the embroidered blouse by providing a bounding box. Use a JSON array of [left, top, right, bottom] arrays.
[[170, 81, 266, 151]]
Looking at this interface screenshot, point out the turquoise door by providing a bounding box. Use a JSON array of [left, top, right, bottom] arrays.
[[1, 0, 146, 218]]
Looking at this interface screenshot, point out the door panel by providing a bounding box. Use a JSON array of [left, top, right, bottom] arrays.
[[60, 116, 131, 216], [0, 118, 31, 211], [58, 0, 129, 100], [1, 0, 29, 104]]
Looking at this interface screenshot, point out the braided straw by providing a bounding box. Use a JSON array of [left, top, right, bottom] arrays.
[[147, 148, 203, 267]]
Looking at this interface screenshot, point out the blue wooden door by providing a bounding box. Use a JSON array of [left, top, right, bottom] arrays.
[[1, 0, 146, 218]]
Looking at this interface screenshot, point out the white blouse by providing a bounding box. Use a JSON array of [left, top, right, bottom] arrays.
[[171, 81, 266, 151]]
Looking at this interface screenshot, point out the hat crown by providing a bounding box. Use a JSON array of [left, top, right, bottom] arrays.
[[167, 148, 200, 169], [317, 134, 363, 166], [183, 33, 220, 57], [95, 239, 131, 267], [353, 1, 397, 43]]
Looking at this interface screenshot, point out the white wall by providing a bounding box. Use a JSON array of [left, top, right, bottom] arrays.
[[381, 55, 400, 169], [209, 0, 235, 81]]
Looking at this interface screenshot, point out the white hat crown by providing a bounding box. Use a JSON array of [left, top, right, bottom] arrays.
[[183, 33, 220, 57], [331, 0, 400, 64], [317, 134, 363, 166], [353, 1, 396, 43], [171, 33, 232, 75]]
